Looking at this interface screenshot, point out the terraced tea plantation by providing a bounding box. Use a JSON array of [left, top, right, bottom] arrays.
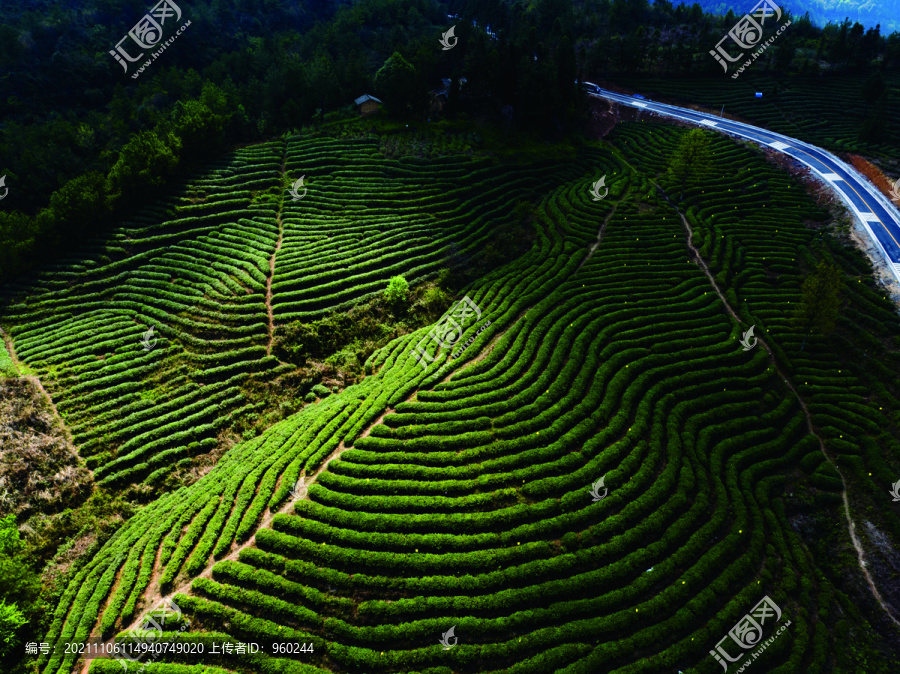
[[4, 122, 900, 673], [1, 135, 583, 489]]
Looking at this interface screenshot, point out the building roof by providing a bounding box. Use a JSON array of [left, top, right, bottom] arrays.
[[439, 77, 467, 90], [354, 94, 382, 106]]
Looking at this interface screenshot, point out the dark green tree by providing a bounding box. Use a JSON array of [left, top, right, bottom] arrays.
[[0, 211, 40, 283], [774, 41, 795, 71], [555, 34, 576, 103], [0, 514, 41, 665], [794, 259, 843, 351], [43, 171, 111, 242], [847, 21, 866, 67], [621, 26, 646, 73], [668, 129, 712, 200], [860, 25, 882, 65], [167, 98, 227, 160], [374, 52, 419, 116], [306, 50, 340, 114], [886, 33, 900, 69], [104, 130, 181, 209], [862, 70, 886, 104], [384, 275, 410, 308], [859, 91, 891, 145]]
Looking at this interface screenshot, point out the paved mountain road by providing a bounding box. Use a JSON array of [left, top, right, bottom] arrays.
[[586, 84, 900, 284]]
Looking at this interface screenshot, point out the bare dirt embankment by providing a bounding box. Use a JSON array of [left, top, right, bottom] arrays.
[[0, 329, 91, 522]]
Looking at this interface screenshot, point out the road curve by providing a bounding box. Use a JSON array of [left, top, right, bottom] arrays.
[[586, 84, 900, 284]]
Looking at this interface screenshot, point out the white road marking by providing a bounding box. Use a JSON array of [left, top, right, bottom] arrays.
[[769, 141, 790, 150]]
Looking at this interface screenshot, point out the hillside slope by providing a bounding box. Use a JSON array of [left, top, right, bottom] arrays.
[[1, 135, 585, 490], [9, 123, 900, 673]]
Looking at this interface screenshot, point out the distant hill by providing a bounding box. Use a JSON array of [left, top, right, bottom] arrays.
[[681, 0, 900, 33]]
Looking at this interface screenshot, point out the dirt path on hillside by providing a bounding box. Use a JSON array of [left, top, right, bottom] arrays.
[[655, 187, 741, 324], [265, 148, 287, 355], [655, 182, 900, 632], [576, 202, 619, 273], [130, 407, 394, 625]]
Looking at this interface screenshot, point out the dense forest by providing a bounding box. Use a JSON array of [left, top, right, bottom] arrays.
[[1, 0, 898, 287]]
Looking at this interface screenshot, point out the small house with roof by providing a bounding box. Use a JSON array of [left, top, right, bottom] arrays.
[[354, 94, 382, 115]]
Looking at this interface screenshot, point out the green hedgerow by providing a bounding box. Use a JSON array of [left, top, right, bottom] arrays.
[[383, 275, 409, 306], [311, 384, 331, 398]]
